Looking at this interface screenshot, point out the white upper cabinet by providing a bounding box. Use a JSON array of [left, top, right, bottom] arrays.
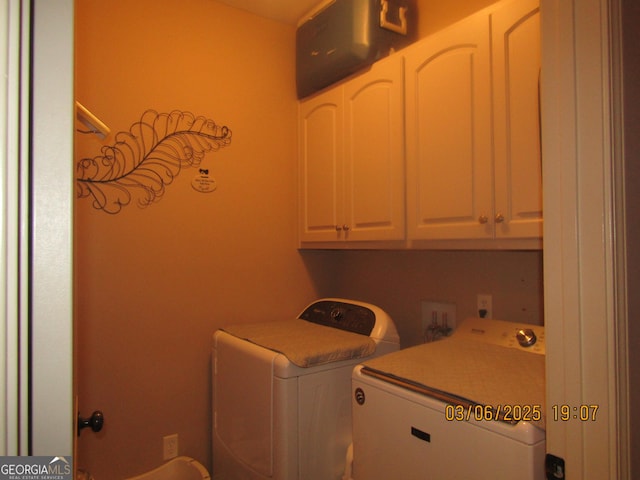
[[297, 0, 541, 249], [406, 0, 542, 247], [405, 13, 493, 241], [491, 0, 542, 240], [298, 87, 343, 243], [298, 54, 405, 245]]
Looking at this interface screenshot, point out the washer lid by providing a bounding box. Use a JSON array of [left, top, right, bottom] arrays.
[[360, 335, 546, 430], [221, 319, 376, 368]]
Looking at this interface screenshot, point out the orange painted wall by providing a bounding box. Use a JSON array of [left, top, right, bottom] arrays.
[[74, 0, 329, 477], [416, 0, 496, 36], [75, 0, 541, 478]]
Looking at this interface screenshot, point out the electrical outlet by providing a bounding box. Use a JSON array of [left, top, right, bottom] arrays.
[[163, 434, 178, 460], [421, 301, 457, 342], [477, 294, 493, 319]]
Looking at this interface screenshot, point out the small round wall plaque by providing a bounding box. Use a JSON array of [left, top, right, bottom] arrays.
[[192, 170, 217, 193]]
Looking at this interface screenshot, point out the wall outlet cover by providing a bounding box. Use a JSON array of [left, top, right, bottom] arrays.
[[163, 434, 178, 460], [476, 294, 493, 319]]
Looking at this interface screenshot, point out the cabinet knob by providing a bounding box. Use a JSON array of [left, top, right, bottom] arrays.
[[342, 224, 350, 231], [495, 213, 505, 223], [478, 215, 489, 224], [335, 225, 342, 232]]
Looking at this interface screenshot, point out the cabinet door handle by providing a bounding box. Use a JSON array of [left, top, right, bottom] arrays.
[[342, 224, 350, 231], [335, 225, 342, 232], [495, 213, 505, 223], [478, 215, 489, 224]]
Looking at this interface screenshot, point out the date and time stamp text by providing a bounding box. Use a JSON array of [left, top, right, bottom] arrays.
[[445, 403, 600, 422]]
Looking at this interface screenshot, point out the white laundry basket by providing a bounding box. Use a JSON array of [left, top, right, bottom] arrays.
[[125, 456, 210, 480]]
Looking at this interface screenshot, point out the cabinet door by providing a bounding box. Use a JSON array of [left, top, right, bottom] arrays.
[[405, 14, 493, 240], [343, 55, 405, 241], [298, 88, 344, 242], [492, 0, 542, 239]]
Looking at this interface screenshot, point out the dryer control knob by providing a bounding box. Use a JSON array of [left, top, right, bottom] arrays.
[[516, 328, 537, 347], [330, 308, 345, 322]]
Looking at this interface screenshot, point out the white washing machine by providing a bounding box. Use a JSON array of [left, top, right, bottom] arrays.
[[351, 317, 546, 480], [212, 298, 400, 480]]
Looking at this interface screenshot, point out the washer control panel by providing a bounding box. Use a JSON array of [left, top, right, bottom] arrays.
[[299, 300, 375, 336], [454, 317, 545, 354]]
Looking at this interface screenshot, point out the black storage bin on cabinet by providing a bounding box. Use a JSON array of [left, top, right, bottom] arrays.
[[296, 0, 417, 99]]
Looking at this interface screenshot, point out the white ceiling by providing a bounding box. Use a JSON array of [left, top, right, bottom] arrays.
[[216, 0, 324, 25]]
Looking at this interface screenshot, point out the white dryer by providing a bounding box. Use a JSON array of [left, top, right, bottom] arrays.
[[351, 317, 546, 480], [212, 298, 399, 480]]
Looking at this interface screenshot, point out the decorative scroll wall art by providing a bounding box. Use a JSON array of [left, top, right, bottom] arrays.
[[76, 110, 232, 214]]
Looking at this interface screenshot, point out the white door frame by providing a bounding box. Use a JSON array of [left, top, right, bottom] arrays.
[[0, 0, 31, 456], [29, 0, 75, 456], [0, 0, 74, 456], [541, 0, 627, 478]]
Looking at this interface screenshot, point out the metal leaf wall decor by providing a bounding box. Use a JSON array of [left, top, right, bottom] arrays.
[[76, 110, 232, 214]]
